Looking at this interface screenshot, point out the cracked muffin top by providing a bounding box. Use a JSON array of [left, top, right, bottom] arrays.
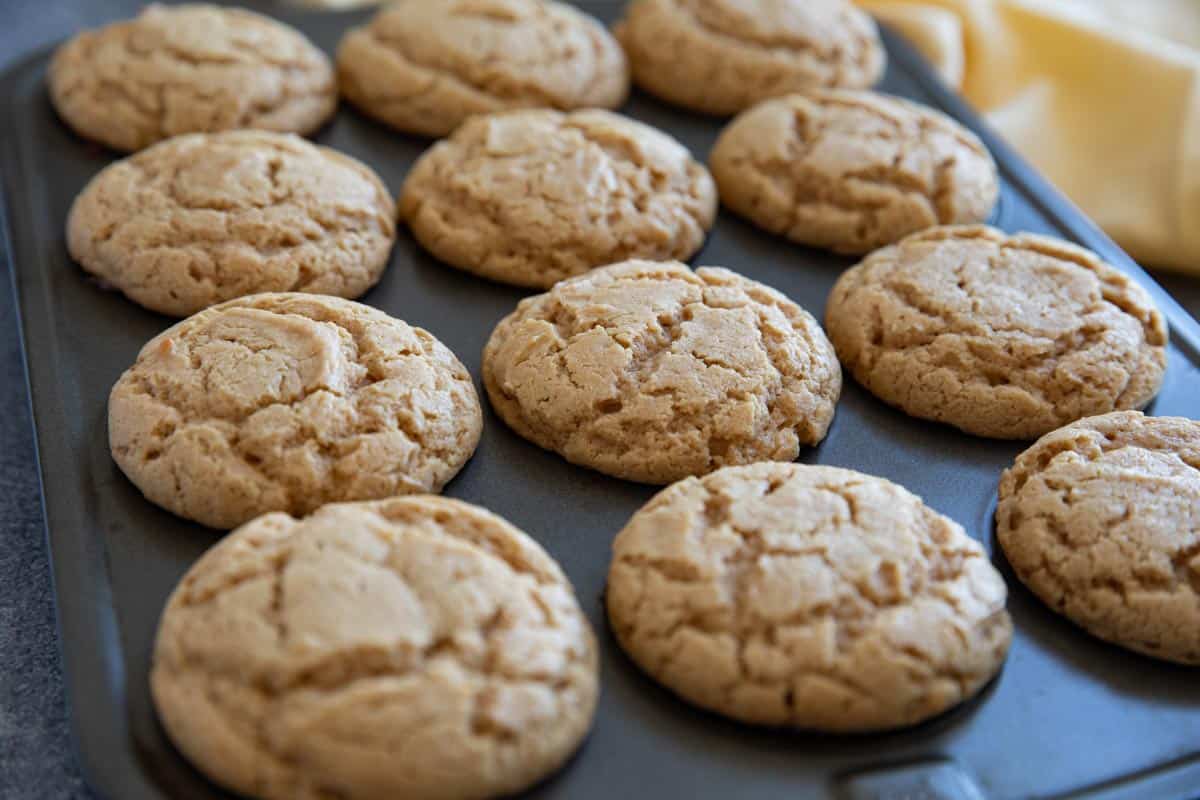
[[67, 130, 397, 317], [997, 411, 1200, 665], [108, 293, 482, 529], [615, 0, 885, 115], [606, 461, 1013, 730], [337, 0, 629, 138], [48, 4, 337, 152], [399, 109, 717, 289], [151, 495, 598, 800], [825, 226, 1168, 439], [482, 260, 841, 483], [709, 90, 998, 254]]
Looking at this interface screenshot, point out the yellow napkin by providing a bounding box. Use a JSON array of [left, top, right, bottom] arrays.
[[859, 0, 1200, 275]]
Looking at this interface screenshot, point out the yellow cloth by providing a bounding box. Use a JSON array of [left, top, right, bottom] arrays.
[[857, 0, 1200, 275]]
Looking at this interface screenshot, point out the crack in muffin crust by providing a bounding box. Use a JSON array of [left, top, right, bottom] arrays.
[[152, 496, 598, 800], [109, 293, 482, 529], [482, 260, 841, 483], [48, 4, 337, 152], [68, 131, 397, 317], [825, 226, 1167, 439], [997, 412, 1200, 664], [606, 462, 1012, 730], [337, 0, 628, 137], [710, 91, 999, 254]]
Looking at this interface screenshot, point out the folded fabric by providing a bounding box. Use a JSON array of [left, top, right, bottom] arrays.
[[859, 0, 1200, 276]]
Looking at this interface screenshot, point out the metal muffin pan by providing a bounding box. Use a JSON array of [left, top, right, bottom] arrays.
[[2, 2, 1199, 798]]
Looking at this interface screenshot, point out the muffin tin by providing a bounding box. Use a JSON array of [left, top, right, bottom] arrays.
[[2, 2, 1199, 798]]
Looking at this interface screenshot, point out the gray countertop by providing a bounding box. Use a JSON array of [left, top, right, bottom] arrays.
[[1, 3, 1198, 799]]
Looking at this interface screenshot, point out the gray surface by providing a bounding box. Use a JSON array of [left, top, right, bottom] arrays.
[[0, 3, 1198, 800]]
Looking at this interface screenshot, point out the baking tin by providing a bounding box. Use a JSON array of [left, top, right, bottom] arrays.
[[3, 2, 1199, 798]]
